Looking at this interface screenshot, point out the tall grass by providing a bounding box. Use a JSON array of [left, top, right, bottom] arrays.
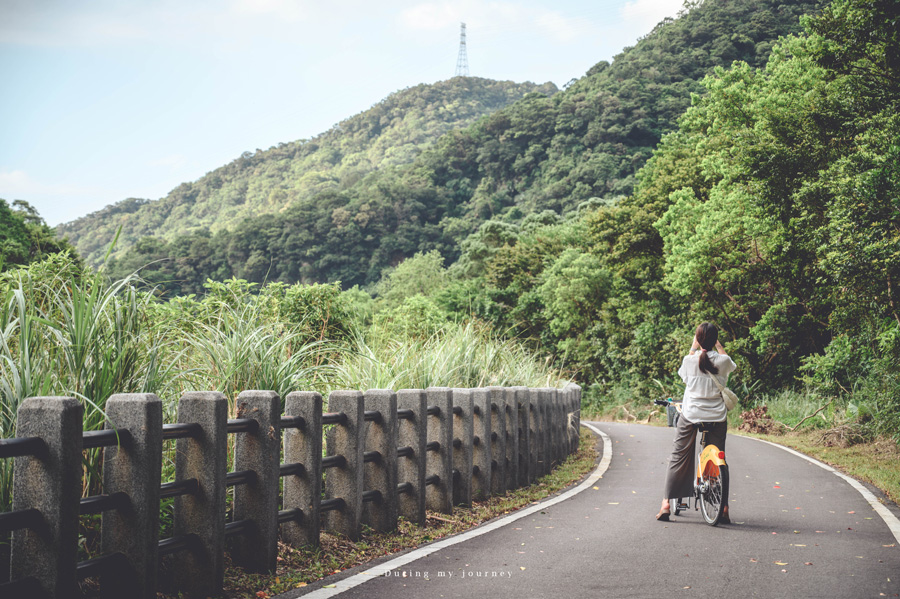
[[0, 255, 165, 507], [329, 321, 569, 391], [171, 298, 331, 415]]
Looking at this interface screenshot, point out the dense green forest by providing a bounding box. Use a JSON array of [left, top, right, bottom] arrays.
[[16, 0, 900, 445], [426, 0, 898, 439], [0, 199, 78, 270], [58, 77, 556, 266], [66, 0, 819, 293]]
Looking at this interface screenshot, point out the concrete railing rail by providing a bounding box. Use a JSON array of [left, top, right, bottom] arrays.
[[0, 384, 581, 598]]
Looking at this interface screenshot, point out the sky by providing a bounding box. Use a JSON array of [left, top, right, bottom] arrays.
[[0, 0, 687, 226]]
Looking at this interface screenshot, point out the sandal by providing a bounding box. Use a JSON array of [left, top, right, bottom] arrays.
[[720, 512, 730, 524], [655, 509, 671, 521]]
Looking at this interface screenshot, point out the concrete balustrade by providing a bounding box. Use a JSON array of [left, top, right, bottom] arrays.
[[231, 390, 281, 574], [425, 387, 453, 514], [471, 388, 492, 501], [169, 391, 228, 598], [1, 383, 581, 598], [451, 389, 474, 507], [324, 391, 365, 541], [397, 389, 427, 526], [487, 387, 507, 496], [282, 391, 322, 548], [361, 389, 398, 533], [11, 397, 83, 599], [101, 393, 163, 599]]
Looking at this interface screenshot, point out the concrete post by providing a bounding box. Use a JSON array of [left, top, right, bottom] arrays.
[[172, 391, 228, 598], [548, 389, 562, 470], [11, 397, 83, 599], [487, 387, 507, 496], [470, 388, 491, 501], [539, 388, 552, 477], [282, 391, 322, 548], [397, 389, 426, 526], [101, 394, 163, 599], [513, 387, 530, 488], [574, 385, 582, 451], [451, 389, 474, 507], [527, 388, 540, 484], [324, 391, 365, 541], [361, 389, 398, 533], [232, 390, 281, 573], [504, 388, 519, 491], [425, 387, 453, 514]]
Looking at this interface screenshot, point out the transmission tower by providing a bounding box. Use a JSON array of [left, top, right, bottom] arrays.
[[455, 22, 469, 77]]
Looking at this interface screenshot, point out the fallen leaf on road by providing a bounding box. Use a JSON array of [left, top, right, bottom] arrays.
[[781, 569, 787, 573], [608, 502, 619, 505], [774, 485, 781, 489], [775, 562, 788, 565], [296, 583, 307, 588], [793, 544, 807, 547], [592, 486, 599, 490], [848, 511, 855, 514], [816, 531, 826, 533], [683, 586, 691, 589], [750, 559, 758, 563], [520, 567, 526, 571], [324, 585, 336, 589], [883, 544, 895, 548], [793, 530, 800, 534], [805, 562, 813, 566]]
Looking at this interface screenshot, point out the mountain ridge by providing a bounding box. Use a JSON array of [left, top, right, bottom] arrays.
[[59, 77, 557, 264]]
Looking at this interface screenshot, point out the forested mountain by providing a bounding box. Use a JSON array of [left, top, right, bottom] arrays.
[[68, 0, 819, 294], [0, 199, 78, 271], [59, 77, 556, 265]]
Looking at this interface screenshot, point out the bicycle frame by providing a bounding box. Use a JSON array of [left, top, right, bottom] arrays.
[[694, 428, 726, 507]]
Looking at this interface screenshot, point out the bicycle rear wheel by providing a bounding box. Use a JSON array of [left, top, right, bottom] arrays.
[[700, 464, 729, 525]]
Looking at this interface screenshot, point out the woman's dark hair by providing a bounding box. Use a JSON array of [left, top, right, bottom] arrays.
[[696, 322, 719, 375]]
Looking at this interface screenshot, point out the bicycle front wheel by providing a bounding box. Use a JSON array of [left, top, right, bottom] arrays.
[[700, 464, 729, 525]]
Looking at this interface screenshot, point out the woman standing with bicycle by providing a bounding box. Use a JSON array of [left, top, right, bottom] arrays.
[[656, 322, 736, 522]]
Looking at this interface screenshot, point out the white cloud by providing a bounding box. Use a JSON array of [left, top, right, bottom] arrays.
[[0, 168, 99, 198], [229, 0, 309, 21], [0, 0, 324, 48], [535, 10, 590, 43], [400, 1, 591, 44], [621, 0, 685, 31], [149, 154, 190, 170]]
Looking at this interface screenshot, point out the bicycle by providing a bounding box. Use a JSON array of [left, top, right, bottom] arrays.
[[654, 398, 730, 526]]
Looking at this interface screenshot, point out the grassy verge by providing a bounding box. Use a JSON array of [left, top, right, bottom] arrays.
[[217, 427, 598, 598]]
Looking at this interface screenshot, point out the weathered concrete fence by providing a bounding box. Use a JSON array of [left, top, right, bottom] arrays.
[[0, 384, 581, 598]]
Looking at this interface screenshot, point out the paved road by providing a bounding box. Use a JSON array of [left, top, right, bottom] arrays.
[[279, 422, 900, 599]]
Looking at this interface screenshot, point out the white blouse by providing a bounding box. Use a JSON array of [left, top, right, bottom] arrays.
[[677, 351, 737, 423]]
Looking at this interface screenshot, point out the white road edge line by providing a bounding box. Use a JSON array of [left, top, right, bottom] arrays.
[[745, 435, 900, 544], [298, 424, 612, 599]]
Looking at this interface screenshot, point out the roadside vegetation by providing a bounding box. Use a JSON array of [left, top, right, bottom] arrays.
[[1, 0, 899, 591]]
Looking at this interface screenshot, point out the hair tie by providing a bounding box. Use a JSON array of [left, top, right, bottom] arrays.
[[700, 348, 707, 353]]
